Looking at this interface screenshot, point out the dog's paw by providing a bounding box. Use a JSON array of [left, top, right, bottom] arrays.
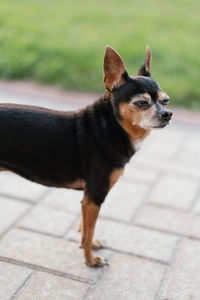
[[86, 256, 109, 268], [92, 238, 104, 250]]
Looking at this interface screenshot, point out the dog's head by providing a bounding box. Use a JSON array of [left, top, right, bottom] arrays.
[[103, 46, 172, 131]]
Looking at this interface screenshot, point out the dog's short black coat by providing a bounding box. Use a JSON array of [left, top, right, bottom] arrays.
[[0, 97, 135, 205]]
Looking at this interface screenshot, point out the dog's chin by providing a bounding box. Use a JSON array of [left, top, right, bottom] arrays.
[[151, 122, 169, 130], [139, 121, 170, 130]]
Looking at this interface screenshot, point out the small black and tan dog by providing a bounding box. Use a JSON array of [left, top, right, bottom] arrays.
[[0, 46, 172, 267]]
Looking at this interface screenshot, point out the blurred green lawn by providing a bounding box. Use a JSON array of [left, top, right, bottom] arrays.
[[0, 0, 199, 109]]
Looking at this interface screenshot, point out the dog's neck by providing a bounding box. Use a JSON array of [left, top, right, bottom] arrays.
[[84, 96, 135, 164], [119, 120, 150, 145]]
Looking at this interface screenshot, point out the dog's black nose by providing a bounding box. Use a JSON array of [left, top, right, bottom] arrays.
[[160, 110, 173, 121]]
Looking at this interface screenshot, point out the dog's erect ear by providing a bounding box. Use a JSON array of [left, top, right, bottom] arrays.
[[136, 45, 152, 77], [103, 46, 127, 91]]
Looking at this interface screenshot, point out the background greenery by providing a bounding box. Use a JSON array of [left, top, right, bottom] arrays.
[[0, 0, 199, 109]]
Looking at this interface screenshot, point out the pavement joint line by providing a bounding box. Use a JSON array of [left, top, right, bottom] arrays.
[[0, 192, 36, 205], [0, 184, 49, 205], [82, 285, 96, 300], [0, 256, 94, 285], [128, 161, 162, 172], [130, 169, 164, 224], [41, 204, 80, 216], [147, 187, 200, 214], [133, 222, 200, 242], [134, 159, 200, 180], [130, 184, 153, 223], [189, 183, 200, 213], [81, 254, 115, 300], [163, 169, 200, 182], [81, 252, 117, 300], [121, 175, 153, 186], [16, 209, 80, 239], [63, 212, 81, 236], [0, 203, 34, 240], [147, 201, 192, 213], [170, 132, 189, 162], [82, 284, 96, 300], [0, 189, 57, 240], [95, 214, 131, 225], [96, 212, 155, 225], [67, 237, 170, 266], [16, 226, 66, 239], [36, 187, 51, 203], [9, 271, 36, 300], [154, 236, 184, 300]]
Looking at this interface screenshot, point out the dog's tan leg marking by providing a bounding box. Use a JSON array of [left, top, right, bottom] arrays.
[[81, 195, 107, 267], [79, 212, 103, 250], [109, 168, 124, 190]]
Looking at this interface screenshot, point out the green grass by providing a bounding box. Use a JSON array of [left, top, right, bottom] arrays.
[[0, 0, 199, 109]]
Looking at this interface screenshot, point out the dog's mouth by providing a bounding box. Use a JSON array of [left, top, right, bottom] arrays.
[[151, 121, 170, 129], [138, 119, 171, 130], [152, 124, 168, 129]]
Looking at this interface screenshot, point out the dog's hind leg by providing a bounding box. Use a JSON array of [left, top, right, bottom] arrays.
[[81, 194, 108, 267]]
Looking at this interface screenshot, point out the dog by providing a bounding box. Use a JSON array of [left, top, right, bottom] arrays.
[[0, 46, 172, 267]]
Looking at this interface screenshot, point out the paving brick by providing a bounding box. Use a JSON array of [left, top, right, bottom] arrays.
[[88, 253, 165, 300], [18, 204, 77, 236], [147, 174, 199, 210], [136, 128, 184, 160], [135, 204, 200, 239], [0, 172, 46, 202], [193, 198, 200, 215], [178, 148, 200, 168], [42, 188, 82, 214], [67, 218, 178, 263], [172, 133, 200, 170], [100, 181, 149, 222], [163, 239, 200, 300], [0, 228, 110, 283], [123, 162, 158, 184], [134, 154, 200, 179], [184, 133, 200, 152], [18, 272, 89, 300], [0, 261, 32, 300], [0, 197, 31, 235]]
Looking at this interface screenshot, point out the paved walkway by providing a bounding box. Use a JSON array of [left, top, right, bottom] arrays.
[[0, 81, 200, 300]]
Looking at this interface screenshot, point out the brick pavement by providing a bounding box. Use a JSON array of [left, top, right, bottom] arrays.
[[0, 81, 200, 300]]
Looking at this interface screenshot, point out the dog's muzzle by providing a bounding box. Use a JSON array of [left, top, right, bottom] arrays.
[[159, 110, 173, 122]]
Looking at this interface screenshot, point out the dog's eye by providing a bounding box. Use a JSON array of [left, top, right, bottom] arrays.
[[161, 98, 169, 105], [134, 100, 149, 108]]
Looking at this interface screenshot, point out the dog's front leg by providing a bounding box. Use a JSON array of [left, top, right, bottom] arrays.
[[79, 214, 102, 250], [81, 194, 107, 267]]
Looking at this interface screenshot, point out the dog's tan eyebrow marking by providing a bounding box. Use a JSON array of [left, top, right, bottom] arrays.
[[131, 92, 151, 103], [157, 91, 169, 101]]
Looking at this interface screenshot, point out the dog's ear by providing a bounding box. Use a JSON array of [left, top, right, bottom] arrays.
[[137, 45, 151, 77], [103, 46, 127, 91]]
